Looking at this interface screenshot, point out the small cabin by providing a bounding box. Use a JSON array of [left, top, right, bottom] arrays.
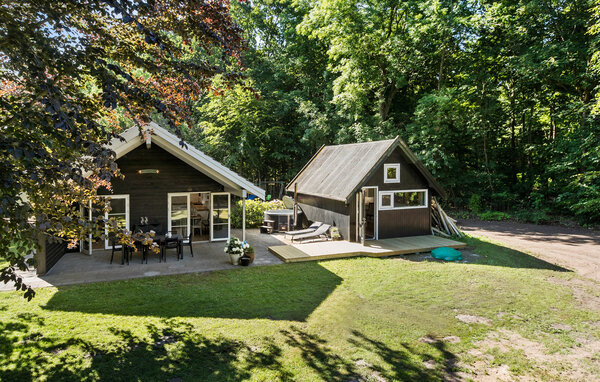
[[286, 137, 445, 242]]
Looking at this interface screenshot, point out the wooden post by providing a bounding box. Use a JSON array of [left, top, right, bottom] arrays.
[[36, 233, 47, 276], [293, 183, 298, 229], [242, 190, 247, 242], [359, 189, 365, 246]]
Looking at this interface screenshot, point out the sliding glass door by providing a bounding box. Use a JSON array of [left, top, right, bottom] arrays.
[[210, 193, 230, 241], [104, 195, 130, 249], [168, 193, 190, 237]]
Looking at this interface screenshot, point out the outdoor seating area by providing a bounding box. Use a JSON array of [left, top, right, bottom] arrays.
[[109, 230, 192, 265], [6, 229, 285, 290]]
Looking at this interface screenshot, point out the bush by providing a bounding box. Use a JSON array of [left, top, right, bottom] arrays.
[[477, 211, 509, 221], [231, 199, 286, 228], [469, 194, 483, 214]]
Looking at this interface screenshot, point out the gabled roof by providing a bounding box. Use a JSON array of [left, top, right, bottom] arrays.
[[286, 136, 445, 203], [108, 122, 265, 199]]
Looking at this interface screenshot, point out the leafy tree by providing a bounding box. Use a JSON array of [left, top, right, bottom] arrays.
[[0, 0, 243, 298]]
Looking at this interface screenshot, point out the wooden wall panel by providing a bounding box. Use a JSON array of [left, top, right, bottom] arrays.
[[296, 194, 351, 240]]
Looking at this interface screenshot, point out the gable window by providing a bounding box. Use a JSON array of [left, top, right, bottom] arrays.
[[379, 189, 428, 210], [384, 164, 400, 183]]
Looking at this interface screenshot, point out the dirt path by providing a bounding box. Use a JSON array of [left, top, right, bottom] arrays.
[[459, 219, 600, 281]]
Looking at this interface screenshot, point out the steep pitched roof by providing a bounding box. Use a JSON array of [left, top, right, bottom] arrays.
[[286, 137, 445, 203], [107, 122, 265, 199]]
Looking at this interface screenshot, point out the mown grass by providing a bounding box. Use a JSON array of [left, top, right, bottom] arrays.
[[1, 236, 598, 381]]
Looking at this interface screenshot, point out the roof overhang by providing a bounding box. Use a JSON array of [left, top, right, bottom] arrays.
[[108, 122, 265, 199]]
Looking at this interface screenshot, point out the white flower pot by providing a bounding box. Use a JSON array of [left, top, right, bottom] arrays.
[[228, 253, 242, 265]]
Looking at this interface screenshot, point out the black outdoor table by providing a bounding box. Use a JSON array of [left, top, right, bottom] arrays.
[[154, 234, 183, 261]]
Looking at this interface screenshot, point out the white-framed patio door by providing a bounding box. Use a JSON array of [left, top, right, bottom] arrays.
[[104, 195, 130, 249], [210, 192, 230, 241], [168, 193, 190, 238], [356, 187, 378, 242]]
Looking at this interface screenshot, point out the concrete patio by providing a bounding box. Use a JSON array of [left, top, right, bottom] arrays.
[[1, 229, 286, 290]]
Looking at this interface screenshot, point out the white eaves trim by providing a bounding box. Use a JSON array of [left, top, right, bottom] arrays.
[[107, 122, 265, 199]]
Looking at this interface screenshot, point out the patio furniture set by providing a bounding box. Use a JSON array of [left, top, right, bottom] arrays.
[[109, 223, 194, 265]]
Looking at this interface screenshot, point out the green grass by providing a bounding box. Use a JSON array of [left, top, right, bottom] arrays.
[[1, 236, 599, 381]]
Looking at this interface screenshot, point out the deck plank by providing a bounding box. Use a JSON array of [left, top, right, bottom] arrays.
[[268, 235, 467, 262]]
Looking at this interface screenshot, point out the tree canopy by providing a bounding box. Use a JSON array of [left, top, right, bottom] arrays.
[[0, 0, 243, 298], [188, 0, 599, 223]]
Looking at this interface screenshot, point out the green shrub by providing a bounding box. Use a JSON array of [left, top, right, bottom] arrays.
[[231, 199, 286, 228], [469, 194, 483, 214], [477, 210, 509, 221], [513, 209, 551, 225]]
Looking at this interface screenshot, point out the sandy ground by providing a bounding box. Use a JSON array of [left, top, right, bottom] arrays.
[[459, 219, 600, 281]]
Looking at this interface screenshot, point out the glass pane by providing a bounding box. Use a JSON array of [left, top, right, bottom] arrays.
[[191, 193, 210, 241], [394, 191, 426, 207], [170, 226, 188, 237], [171, 195, 188, 228], [386, 167, 397, 179], [108, 198, 126, 214], [212, 224, 228, 239], [212, 195, 229, 224], [381, 194, 392, 207]]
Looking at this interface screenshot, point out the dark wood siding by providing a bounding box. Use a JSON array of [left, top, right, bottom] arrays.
[[359, 147, 431, 239], [98, 145, 223, 230], [46, 240, 67, 272], [297, 193, 351, 240], [365, 148, 429, 191]]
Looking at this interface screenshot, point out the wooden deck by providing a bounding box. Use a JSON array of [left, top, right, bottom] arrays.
[[268, 235, 467, 263]]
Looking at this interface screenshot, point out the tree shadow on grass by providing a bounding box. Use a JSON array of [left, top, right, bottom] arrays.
[[0, 314, 293, 382], [43, 262, 342, 321], [396, 236, 571, 272], [1, 313, 458, 381]]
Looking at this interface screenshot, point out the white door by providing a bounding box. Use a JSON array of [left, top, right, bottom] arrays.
[[104, 195, 130, 249], [168, 193, 190, 237], [210, 192, 230, 241]]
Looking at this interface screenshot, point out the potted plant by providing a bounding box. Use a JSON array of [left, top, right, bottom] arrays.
[[243, 245, 255, 265], [224, 237, 245, 265]]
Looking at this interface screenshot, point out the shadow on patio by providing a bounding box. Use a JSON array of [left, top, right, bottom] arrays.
[[43, 262, 342, 321]]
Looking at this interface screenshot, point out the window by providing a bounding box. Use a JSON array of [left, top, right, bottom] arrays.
[[384, 164, 400, 183], [379, 189, 428, 209], [380, 193, 392, 208]]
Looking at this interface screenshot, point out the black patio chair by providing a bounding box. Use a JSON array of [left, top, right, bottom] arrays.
[[109, 234, 129, 265], [182, 233, 193, 258], [162, 232, 182, 262]]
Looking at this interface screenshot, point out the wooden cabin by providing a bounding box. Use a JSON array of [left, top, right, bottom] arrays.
[[79, 122, 265, 255], [286, 137, 445, 242]]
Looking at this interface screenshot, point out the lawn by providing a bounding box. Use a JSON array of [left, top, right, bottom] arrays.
[[1, 236, 599, 381]]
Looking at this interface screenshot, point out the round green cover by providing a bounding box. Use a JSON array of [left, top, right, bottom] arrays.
[[431, 247, 462, 261]]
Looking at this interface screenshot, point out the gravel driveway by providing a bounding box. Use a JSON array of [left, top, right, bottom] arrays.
[[459, 219, 600, 281]]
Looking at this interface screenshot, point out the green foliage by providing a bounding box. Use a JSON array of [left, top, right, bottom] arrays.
[[469, 195, 483, 214], [477, 211, 510, 221], [0, 1, 243, 297], [230, 199, 285, 229]]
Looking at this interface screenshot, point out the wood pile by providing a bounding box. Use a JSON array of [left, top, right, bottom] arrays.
[[431, 197, 463, 238]]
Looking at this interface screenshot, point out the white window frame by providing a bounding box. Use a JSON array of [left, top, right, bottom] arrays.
[[210, 192, 230, 242], [384, 163, 401, 183], [102, 195, 130, 249], [379, 189, 428, 210], [168, 192, 191, 238]]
